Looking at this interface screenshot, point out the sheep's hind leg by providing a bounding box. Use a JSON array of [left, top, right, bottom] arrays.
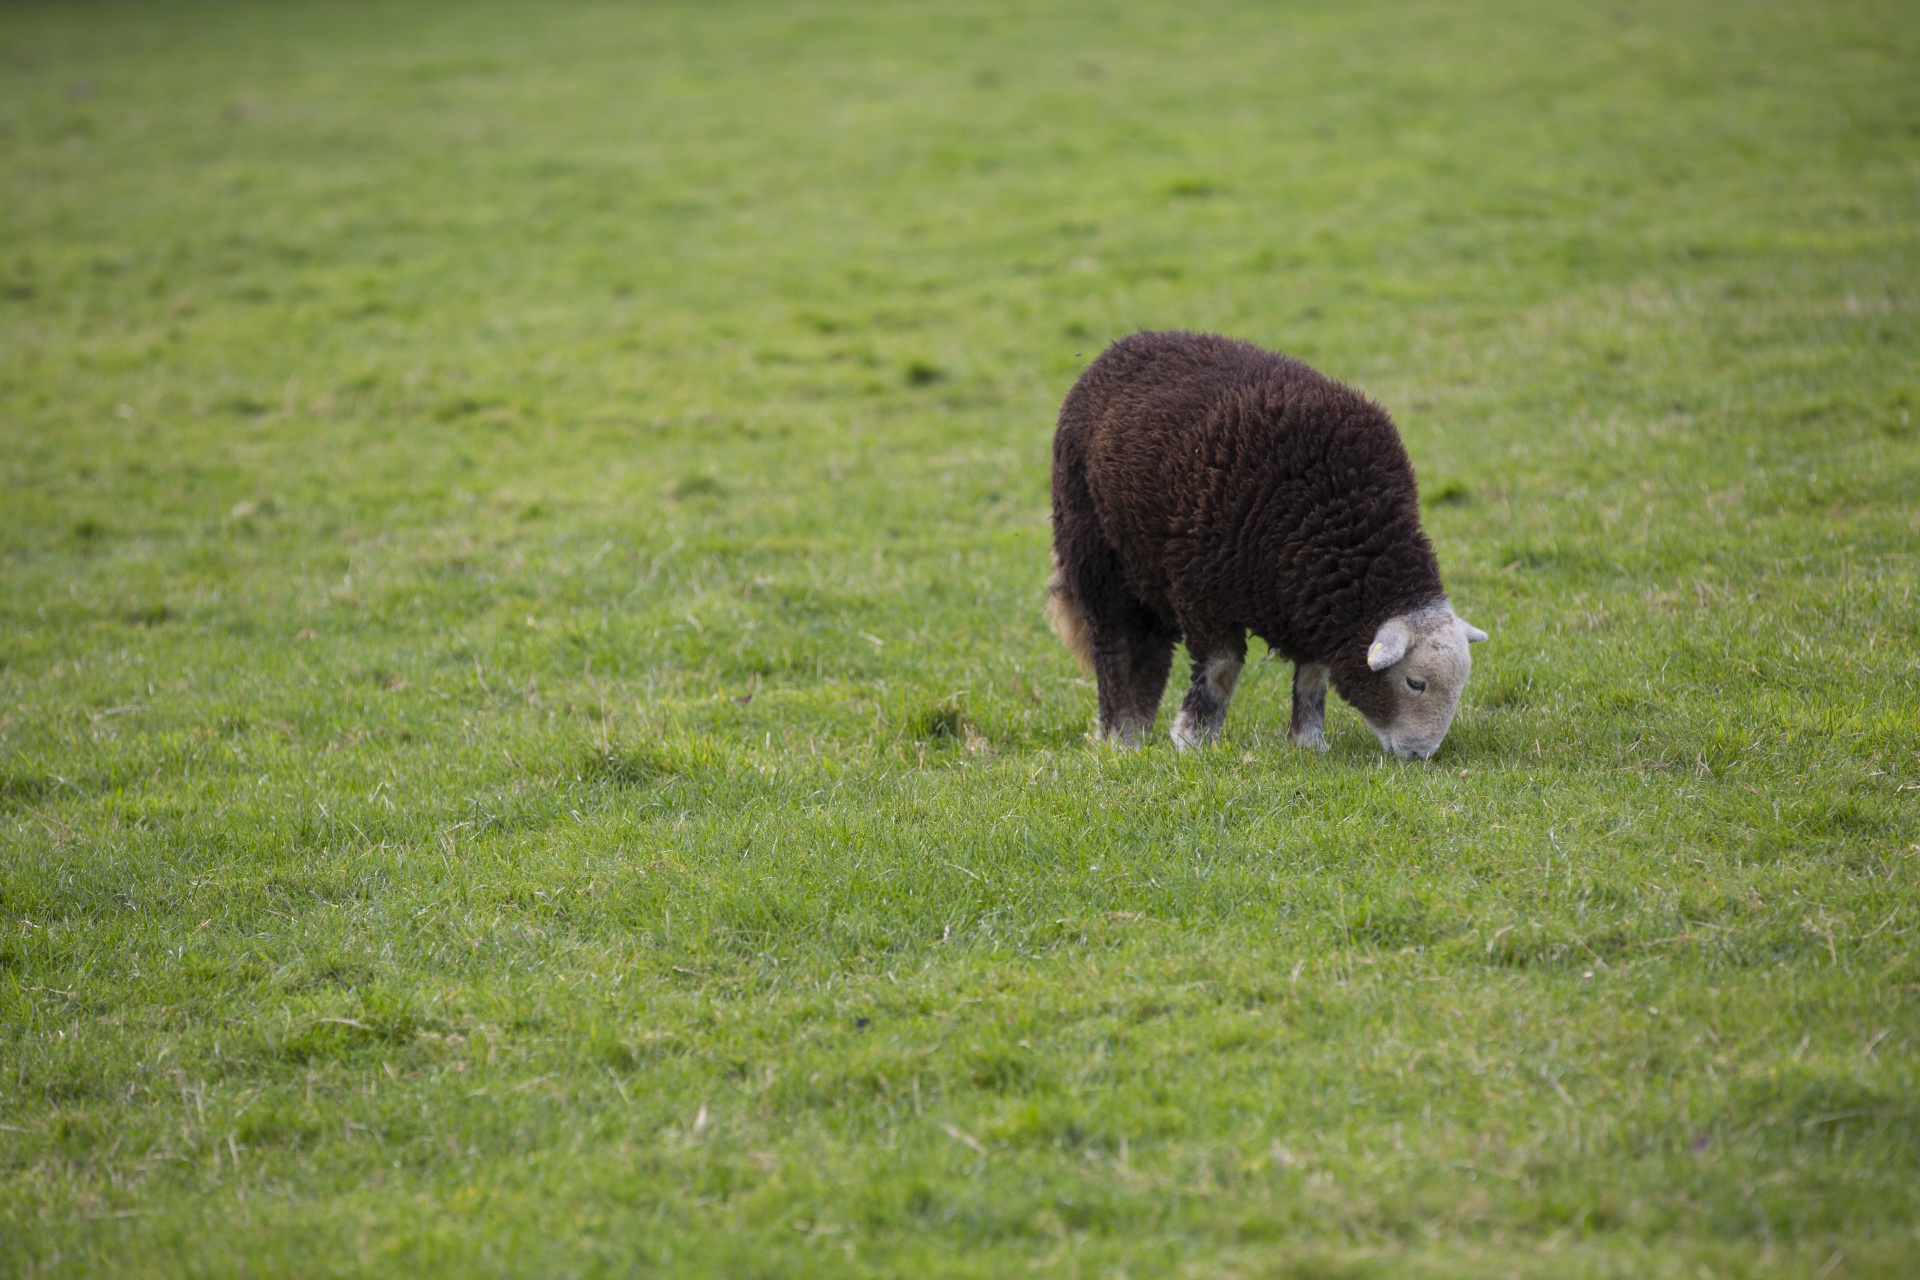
[[1290, 661, 1330, 751], [1171, 635, 1247, 751], [1093, 628, 1174, 748]]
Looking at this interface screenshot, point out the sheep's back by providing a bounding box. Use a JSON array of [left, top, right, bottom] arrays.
[[1061, 331, 1437, 656]]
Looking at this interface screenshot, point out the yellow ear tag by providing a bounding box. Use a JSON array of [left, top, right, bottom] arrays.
[[1368, 642, 1387, 666]]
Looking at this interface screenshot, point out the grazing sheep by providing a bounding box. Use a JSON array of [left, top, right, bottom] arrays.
[[1047, 330, 1486, 759]]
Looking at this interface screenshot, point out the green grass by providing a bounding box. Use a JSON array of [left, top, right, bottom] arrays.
[[2, 0, 1918, 1273]]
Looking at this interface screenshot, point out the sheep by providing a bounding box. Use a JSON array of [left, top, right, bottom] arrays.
[[1046, 330, 1486, 759]]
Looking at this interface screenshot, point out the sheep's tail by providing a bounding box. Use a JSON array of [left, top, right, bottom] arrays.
[[1045, 551, 1095, 675]]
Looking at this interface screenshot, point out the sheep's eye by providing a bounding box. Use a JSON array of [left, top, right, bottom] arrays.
[[1405, 677, 1428, 693]]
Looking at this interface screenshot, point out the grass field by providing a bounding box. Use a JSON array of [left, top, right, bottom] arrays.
[[3, 0, 1918, 1274]]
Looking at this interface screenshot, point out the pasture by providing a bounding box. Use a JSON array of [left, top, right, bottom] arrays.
[[2, 0, 1917, 1274]]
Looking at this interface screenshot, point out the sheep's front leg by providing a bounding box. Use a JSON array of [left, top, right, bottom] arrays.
[[1171, 640, 1246, 751], [1290, 661, 1330, 751]]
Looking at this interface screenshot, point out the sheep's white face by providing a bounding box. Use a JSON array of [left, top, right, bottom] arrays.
[[1359, 605, 1487, 759]]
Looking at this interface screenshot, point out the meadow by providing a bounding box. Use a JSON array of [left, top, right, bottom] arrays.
[[2, 0, 1917, 1274]]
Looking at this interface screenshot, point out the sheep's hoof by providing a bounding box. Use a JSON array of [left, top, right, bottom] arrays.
[[1170, 711, 1220, 752], [1291, 730, 1328, 753]]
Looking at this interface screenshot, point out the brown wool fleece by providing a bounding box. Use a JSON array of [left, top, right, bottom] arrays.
[[1049, 330, 1447, 736]]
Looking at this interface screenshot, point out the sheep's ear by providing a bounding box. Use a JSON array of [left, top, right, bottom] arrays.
[[1457, 616, 1488, 644], [1367, 618, 1411, 671]]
